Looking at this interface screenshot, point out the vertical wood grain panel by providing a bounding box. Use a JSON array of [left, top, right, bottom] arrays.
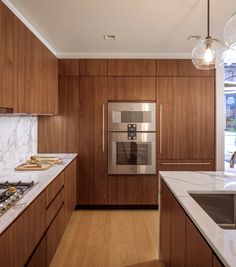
[[186, 217, 212, 267], [157, 77, 215, 160], [59, 59, 80, 76], [38, 77, 80, 152], [108, 77, 156, 100], [0, 1, 14, 108], [78, 77, 108, 204], [108, 175, 158, 205], [108, 59, 156, 76], [79, 59, 107, 76], [156, 59, 215, 77]]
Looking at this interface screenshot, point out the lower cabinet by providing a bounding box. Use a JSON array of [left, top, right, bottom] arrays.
[[26, 236, 47, 267], [108, 175, 158, 205], [0, 191, 46, 267], [186, 216, 212, 267], [157, 160, 215, 171], [47, 204, 66, 265], [0, 159, 77, 267], [160, 179, 225, 267]]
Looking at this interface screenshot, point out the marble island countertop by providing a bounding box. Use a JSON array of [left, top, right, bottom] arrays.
[[159, 171, 236, 267], [0, 153, 77, 235]]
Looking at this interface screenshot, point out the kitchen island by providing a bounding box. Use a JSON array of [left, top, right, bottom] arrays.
[[159, 171, 236, 267]]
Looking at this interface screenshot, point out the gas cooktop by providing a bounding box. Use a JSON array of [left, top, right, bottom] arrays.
[[0, 181, 34, 216]]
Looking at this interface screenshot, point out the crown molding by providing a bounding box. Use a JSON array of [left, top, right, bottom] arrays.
[[2, 0, 57, 56], [56, 52, 192, 59]]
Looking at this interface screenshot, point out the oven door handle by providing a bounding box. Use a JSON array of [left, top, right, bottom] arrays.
[[102, 104, 105, 152], [159, 104, 163, 155]]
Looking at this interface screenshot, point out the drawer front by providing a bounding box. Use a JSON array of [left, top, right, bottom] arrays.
[[25, 235, 47, 267], [0, 191, 46, 267], [47, 188, 64, 227], [47, 204, 66, 265], [46, 172, 64, 207], [157, 160, 215, 171]]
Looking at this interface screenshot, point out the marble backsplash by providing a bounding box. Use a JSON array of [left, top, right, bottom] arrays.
[[0, 116, 37, 171]]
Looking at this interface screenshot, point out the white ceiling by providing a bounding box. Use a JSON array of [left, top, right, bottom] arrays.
[[4, 0, 236, 58]]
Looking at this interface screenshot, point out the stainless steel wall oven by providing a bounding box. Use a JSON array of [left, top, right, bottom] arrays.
[[108, 102, 156, 175]]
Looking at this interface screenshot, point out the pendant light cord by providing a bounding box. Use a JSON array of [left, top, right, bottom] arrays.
[[207, 0, 210, 38]]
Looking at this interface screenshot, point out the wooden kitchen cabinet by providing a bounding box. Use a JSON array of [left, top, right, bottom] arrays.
[[160, 179, 225, 267], [26, 235, 47, 267], [78, 77, 108, 204], [0, 1, 14, 109], [213, 255, 224, 267], [108, 59, 156, 76], [186, 217, 212, 267], [156, 59, 214, 77], [108, 77, 156, 100], [156, 77, 215, 162], [64, 158, 77, 223], [159, 181, 171, 267], [47, 204, 66, 265], [13, 16, 58, 114], [79, 59, 107, 76], [170, 192, 186, 267], [108, 175, 158, 205], [0, 191, 46, 267]]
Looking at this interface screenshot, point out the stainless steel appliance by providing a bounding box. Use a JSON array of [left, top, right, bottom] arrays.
[[0, 181, 34, 216], [108, 102, 156, 132], [108, 102, 156, 175]]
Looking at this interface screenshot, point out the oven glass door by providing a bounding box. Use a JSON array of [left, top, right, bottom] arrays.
[[108, 102, 156, 132], [108, 132, 156, 174]]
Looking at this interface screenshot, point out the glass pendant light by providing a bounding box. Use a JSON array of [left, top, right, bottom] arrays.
[[224, 12, 236, 50], [192, 0, 225, 70]]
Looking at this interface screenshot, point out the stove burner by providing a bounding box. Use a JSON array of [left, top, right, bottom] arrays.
[[0, 181, 34, 216]]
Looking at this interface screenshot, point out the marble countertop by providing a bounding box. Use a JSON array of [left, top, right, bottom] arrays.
[[0, 153, 77, 235], [159, 171, 236, 267]]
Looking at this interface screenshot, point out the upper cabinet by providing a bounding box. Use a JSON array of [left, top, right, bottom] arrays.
[[108, 59, 156, 76], [0, 2, 14, 109], [157, 77, 215, 161], [59, 59, 107, 76], [0, 2, 58, 115], [13, 16, 58, 114], [156, 59, 215, 77]]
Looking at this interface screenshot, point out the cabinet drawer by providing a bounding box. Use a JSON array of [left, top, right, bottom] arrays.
[[157, 160, 215, 171], [47, 204, 66, 265], [0, 191, 46, 267], [47, 187, 64, 227], [25, 235, 47, 267], [46, 172, 64, 207]]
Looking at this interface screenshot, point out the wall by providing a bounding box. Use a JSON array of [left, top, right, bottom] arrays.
[[0, 116, 37, 171]]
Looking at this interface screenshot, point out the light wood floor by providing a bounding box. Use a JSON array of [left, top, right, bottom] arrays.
[[50, 210, 164, 267]]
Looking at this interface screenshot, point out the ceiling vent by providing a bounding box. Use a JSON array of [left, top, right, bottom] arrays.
[[104, 35, 116, 40]]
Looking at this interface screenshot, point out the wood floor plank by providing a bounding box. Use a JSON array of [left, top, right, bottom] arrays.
[[50, 210, 159, 267]]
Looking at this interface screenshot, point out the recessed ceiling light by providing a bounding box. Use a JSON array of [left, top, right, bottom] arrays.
[[104, 35, 116, 40], [187, 35, 202, 41]]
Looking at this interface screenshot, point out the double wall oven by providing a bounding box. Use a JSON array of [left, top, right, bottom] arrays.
[[108, 102, 156, 175]]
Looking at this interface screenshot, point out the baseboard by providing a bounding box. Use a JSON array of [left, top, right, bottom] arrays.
[[75, 204, 159, 210]]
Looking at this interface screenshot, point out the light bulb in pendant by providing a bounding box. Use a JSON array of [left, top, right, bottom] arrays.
[[204, 46, 214, 63]]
